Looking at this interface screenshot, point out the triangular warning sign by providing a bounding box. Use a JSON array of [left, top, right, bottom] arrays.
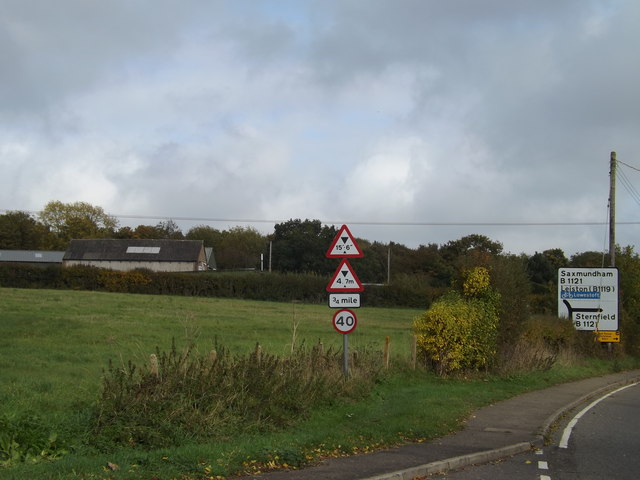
[[326, 259, 364, 292], [326, 225, 364, 258]]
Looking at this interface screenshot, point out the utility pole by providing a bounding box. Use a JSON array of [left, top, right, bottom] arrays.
[[387, 245, 391, 285], [609, 151, 616, 267]]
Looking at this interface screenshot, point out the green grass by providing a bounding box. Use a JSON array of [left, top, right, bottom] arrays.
[[0, 288, 421, 416], [0, 287, 637, 479]]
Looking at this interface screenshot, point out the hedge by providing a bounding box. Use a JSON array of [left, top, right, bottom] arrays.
[[0, 264, 433, 308]]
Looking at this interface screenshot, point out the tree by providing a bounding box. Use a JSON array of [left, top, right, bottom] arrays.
[[271, 219, 337, 274], [216, 226, 267, 270], [570, 251, 606, 268], [527, 252, 556, 285], [131, 225, 164, 239], [39, 201, 118, 248], [186, 225, 222, 247], [440, 234, 503, 261], [0, 211, 48, 249], [156, 220, 184, 239], [611, 246, 640, 354]]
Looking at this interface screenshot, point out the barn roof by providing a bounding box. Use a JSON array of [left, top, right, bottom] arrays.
[[0, 250, 65, 263], [63, 239, 205, 262]]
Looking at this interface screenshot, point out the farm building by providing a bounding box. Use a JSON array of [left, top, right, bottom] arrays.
[[0, 250, 65, 267], [63, 239, 209, 272]]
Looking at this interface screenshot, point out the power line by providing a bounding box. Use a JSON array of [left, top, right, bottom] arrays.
[[618, 168, 640, 208], [2, 209, 640, 227], [618, 159, 640, 173]]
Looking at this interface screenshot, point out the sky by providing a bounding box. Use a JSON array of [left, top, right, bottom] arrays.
[[1, 0, 640, 256]]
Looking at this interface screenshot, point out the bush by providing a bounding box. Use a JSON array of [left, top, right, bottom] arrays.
[[497, 315, 594, 374], [92, 341, 383, 449], [413, 267, 500, 376]]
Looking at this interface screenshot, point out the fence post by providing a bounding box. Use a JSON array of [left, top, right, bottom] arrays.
[[383, 336, 390, 369], [254, 343, 262, 366], [149, 353, 159, 377], [411, 335, 417, 370]]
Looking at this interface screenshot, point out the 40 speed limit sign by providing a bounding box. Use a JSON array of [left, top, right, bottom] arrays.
[[332, 309, 357, 334]]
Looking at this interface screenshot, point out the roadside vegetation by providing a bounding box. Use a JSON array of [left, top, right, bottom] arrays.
[[3, 202, 640, 478], [1, 286, 638, 480]]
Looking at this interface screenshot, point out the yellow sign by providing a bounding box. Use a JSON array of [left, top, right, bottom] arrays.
[[597, 331, 620, 343]]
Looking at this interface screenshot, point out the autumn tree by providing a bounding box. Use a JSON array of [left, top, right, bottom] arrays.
[[39, 201, 118, 248]]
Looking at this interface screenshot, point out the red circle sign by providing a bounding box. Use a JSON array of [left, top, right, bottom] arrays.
[[332, 309, 357, 334]]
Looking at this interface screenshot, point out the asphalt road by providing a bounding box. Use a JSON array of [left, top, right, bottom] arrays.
[[550, 381, 640, 479], [424, 382, 640, 480]]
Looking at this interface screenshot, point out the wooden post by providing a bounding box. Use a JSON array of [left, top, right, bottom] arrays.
[[411, 335, 417, 370], [610, 151, 616, 267], [383, 336, 390, 369], [254, 343, 262, 365], [149, 353, 159, 377]]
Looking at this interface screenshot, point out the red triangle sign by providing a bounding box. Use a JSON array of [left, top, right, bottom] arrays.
[[326, 259, 364, 292], [326, 225, 364, 258]]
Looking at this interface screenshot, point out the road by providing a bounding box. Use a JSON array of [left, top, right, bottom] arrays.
[[423, 382, 640, 480]]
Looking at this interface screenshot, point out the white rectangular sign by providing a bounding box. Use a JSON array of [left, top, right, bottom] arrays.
[[329, 293, 361, 309], [558, 268, 619, 331]]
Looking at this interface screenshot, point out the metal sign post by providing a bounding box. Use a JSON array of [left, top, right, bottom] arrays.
[[343, 334, 349, 377], [326, 225, 363, 378]]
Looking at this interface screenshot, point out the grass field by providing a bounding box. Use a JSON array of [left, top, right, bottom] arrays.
[[0, 287, 421, 415], [0, 287, 636, 479]]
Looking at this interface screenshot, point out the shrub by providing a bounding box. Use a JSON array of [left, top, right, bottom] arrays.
[[497, 315, 590, 374], [92, 341, 383, 450], [413, 267, 501, 376]]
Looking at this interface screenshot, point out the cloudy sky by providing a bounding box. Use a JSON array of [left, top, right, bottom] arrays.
[[2, 0, 639, 255]]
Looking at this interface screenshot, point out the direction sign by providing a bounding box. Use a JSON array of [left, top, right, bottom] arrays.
[[326, 258, 364, 292], [597, 331, 620, 343], [332, 309, 357, 334], [326, 224, 363, 258], [558, 267, 619, 331]]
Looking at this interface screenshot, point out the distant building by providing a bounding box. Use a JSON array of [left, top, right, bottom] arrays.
[[63, 239, 208, 272], [0, 250, 65, 267]]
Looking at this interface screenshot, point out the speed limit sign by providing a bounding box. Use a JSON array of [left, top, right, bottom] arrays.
[[332, 309, 357, 334]]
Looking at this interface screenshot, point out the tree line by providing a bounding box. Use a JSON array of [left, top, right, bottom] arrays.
[[0, 200, 619, 282]]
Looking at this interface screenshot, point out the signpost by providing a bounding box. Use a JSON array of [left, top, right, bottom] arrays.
[[326, 225, 363, 376], [558, 268, 619, 340]]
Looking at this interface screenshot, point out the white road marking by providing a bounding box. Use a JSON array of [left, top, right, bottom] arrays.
[[559, 382, 639, 449], [538, 460, 549, 469], [540, 476, 551, 480]]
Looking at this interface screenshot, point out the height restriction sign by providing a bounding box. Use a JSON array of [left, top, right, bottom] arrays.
[[326, 225, 363, 258], [326, 258, 364, 292]]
